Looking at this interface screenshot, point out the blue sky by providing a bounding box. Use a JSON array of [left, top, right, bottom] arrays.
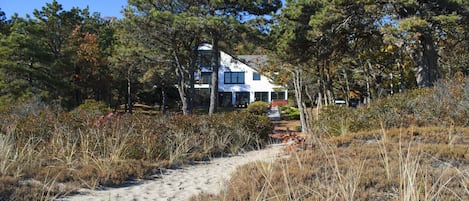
[[1, 0, 128, 19]]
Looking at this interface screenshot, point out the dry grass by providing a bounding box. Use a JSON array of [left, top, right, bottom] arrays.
[[1, 79, 467, 200], [0, 107, 272, 201], [192, 126, 469, 201]]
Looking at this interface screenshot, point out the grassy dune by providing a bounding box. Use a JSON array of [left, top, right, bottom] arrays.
[[0, 107, 272, 200], [192, 79, 469, 201], [192, 126, 469, 200], [0, 79, 467, 201]]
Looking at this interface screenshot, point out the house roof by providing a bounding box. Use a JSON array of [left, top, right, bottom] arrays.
[[236, 55, 267, 71], [198, 43, 212, 51], [197, 43, 268, 71]]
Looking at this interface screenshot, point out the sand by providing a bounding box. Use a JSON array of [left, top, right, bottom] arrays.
[[60, 144, 285, 201]]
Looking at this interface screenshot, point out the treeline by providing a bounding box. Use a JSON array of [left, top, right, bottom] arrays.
[[0, 0, 281, 114], [0, 1, 468, 117], [0, 2, 118, 110], [266, 0, 469, 132]]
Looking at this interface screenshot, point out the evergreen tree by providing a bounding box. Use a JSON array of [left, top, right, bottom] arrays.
[[385, 0, 469, 87]]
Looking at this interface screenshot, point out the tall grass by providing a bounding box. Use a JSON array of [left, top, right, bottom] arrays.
[[192, 126, 469, 201], [317, 79, 469, 136], [191, 78, 469, 201], [0, 101, 273, 200]]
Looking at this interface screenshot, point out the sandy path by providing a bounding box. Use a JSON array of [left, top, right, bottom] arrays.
[[61, 145, 285, 201]]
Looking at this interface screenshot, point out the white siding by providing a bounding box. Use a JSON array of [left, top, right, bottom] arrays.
[[196, 43, 287, 105]]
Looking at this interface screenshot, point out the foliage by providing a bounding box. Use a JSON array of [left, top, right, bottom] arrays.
[[247, 101, 269, 115], [317, 79, 469, 136], [0, 0, 116, 110], [0, 105, 272, 200], [280, 106, 300, 120], [1, 0, 468, 114], [74, 99, 110, 115], [192, 126, 469, 201]]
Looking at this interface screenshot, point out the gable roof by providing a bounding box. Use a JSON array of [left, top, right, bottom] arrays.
[[236, 55, 267, 71], [197, 43, 268, 72]]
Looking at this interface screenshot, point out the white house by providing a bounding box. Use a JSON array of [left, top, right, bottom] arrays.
[[194, 43, 287, 107]]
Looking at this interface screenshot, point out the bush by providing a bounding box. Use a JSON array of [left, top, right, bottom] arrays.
[[316, 78, 469, 136], [247, 101, 270, 115], [280, 106, 300, 120], [0, 101, 274, 200], [74, 99, 110, 115]]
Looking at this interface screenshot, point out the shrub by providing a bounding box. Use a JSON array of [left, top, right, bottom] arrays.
[[74, 99, 110, 115], [247, 101, 270, 115], [191, 126, 469, 201], [316, 78, 469, 135], [0, 99, 275, 200], [280, 106, 300, 120]]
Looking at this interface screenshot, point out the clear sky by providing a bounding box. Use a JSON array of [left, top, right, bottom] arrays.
[[0, 0, 128, 19]]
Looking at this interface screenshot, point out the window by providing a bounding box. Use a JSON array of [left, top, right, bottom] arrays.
[[199, 72, 212, 84], [235, 92, 250, 107], [253, 72, 261, 80], [219, 92, 233, 107], [194, 88, 210, 106], [198, 50, 212, 68], [224, 72, 245, 84], [271, 91, 286, 100], [255, 92, 268, 102]]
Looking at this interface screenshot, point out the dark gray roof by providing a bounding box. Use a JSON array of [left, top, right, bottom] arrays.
[[236, 55, 267, 71]]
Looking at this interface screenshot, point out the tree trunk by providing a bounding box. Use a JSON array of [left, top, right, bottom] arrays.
[[316, 66, 322, 120], [325, 62, 334, 104], [188, 49, 198, 114], [176, 70, 189, 115], [343, 68, 351, 104], [161, 88, 167, 114], [415, 31, 439, 87], [397, 61, 404, 93], [173, 51, 189, 115], [365, 60, 373, 105], [292, 68, 308, 133], [209, 33, 220, 115], [316, 91, 321, 120], [319, 63, 328, 106], [127, 67, 133, 114]]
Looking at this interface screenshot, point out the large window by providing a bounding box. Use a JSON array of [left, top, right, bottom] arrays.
[[218, 92, 232, 107], [255, 92, 268, 102], [224, 72, 245, 84], [271, 91, 286, 100], [198, 72, 212, 84], [253, 72, 261, 80], [194, 88, 210, 106], [236, 92, 250, 106]]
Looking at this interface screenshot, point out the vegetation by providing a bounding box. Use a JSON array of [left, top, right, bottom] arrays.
[[247, 101, 270, 115], [191, 78, 469, 201], [0, 0, 282, 114], [0, 103, 272, 200], [317, 79, 468, 136], [1, 1, 468, 121], [1, 0, 468, 200], [264, 0, 469, 132], [280, 106, 300, 120]]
